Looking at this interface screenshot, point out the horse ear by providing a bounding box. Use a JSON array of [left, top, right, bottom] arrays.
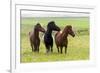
[[65, 25, 68, 28], [67, 25, 72, 28], [34, 23, 39, 29], [37, 23, 40, 25], [47, 21, 55, 29], [48, 21, 55, 25]]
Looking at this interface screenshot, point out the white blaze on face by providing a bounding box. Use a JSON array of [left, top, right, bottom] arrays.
[[60, 30, 62, 34]]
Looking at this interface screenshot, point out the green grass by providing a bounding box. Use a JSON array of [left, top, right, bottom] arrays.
[[20, 17, 89, 63]]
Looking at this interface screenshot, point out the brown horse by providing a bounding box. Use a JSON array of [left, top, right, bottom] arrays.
[[55, 25, 75, 54], [29, 23, 45, 52]]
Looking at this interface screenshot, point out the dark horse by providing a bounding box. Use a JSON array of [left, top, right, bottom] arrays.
[[29, 23, 45, 52], [44, 21, 60, 53], [55, 25, 75, 54]]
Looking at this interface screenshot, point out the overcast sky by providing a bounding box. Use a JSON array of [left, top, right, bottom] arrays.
[[21, 11, 89, 17]]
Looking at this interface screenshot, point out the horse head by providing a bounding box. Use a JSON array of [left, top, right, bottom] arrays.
[[65, 25, 75, 37], [35, 23, 45, 33], [47, 21, 60, 31]]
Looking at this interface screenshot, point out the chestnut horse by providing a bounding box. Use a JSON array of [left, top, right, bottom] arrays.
[[29, 23, 45, 52], [55, 25, 75, 54], [44, 21, 60, 53]]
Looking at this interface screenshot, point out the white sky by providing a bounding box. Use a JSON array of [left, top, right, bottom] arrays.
[[21, 11, 89, 17]]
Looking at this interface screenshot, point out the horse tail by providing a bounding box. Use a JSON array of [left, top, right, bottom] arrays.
[[29, 31, 32, 36], [29, 32, 31, 35]]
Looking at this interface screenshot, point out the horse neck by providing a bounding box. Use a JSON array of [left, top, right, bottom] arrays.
[[34, 29, 39, 38], [46, 29, 52, 36], [61, 28, 68, 39]]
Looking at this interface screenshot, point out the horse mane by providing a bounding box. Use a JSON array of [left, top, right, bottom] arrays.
[[48, 21, 55, 25], [47, 21, 55, 28], [60, 25, 72, 38], [62, 25, 72, 33], [34, 23, 40, 29]]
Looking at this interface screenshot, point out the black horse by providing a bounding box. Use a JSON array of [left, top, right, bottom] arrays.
[[44, 21, 60, 53]]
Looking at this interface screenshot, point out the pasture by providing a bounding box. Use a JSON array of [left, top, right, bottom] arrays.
[[20, 17, 89, 63]]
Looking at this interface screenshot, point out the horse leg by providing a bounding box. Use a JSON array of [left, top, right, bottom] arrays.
[[51, 44, 53, 53], [30, 43, 34, 52], [37, 46, 39, 53], [33, 44, 37, 52], [51, 47, 53, 53], [60, 47, 63, 54], [35, 45, 39, 53], [33, 45, 36, 52], [65, 46, 67, 54], [57, 46, 59, 53], [37, 42, 40, 53], [65, 40, 68, 54], [30, 39, 34, 52], [50, 40, 53, 53], [46, 45, 50, 54]]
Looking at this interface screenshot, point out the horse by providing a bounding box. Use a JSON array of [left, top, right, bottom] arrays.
[[55, 25, 75, 54], [29, 23, 45, 52], [44, 21, 60, 53]]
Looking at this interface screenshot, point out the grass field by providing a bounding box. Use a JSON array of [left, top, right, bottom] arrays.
[[20, 17, 89, 63]]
